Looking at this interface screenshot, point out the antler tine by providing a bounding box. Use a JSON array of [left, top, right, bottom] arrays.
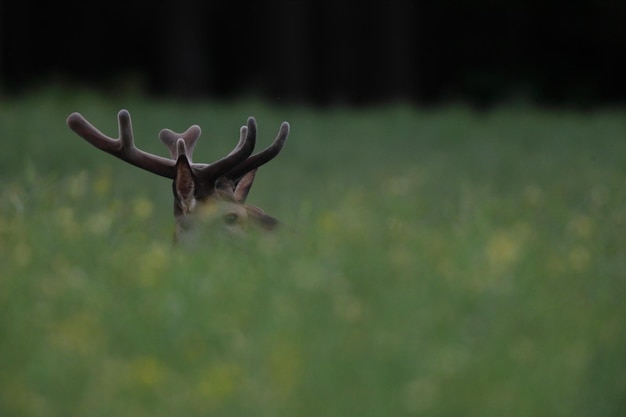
[[225, 120, 290, 182], [227, 124, 249, 157], [196, 116, 257, 180], [159, 125, 202, 161], [176, 138, 189, 160], [67, 109, 177, 179]]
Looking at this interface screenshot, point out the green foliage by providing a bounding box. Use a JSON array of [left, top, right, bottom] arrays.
[[1, 88, 625, 417]]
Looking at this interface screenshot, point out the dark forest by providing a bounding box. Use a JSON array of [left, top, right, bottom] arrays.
[[1, 1, 625, 107]]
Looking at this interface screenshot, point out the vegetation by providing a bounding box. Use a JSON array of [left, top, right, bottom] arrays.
[[1, 87, 625, 417]]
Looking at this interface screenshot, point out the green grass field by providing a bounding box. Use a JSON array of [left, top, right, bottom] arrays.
[[1, 87, 625, 417]]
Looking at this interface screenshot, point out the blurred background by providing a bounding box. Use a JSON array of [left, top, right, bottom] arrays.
[[2, 2, 626, 417], [1, 0, 625, 108]]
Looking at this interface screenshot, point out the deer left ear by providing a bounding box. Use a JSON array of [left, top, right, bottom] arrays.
[[175, 155, 196, 213], [233, 169, 258, 203]]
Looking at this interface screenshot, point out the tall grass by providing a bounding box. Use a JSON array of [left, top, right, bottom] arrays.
[[1, 87, 625, 417]]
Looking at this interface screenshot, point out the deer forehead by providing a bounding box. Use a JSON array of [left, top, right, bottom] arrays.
[[193, 196, 248, 219]]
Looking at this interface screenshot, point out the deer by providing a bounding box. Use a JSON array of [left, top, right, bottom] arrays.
[[66, 109, 290, 244]]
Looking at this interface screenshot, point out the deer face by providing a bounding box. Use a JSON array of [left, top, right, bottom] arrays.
[[173, 194, 278, 244], [172, 152, 279, 243], [66, 110, 289, 243]]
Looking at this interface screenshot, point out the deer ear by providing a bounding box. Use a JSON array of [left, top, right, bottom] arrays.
[[234, 169, 258, 203], [175, 155, 196, 213]]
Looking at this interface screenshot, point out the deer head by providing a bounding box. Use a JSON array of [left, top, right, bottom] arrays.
[[66, 109, 289, 244]]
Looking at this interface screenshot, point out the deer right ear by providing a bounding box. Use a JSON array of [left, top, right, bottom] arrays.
[[175, 142, 196, 213], [233, 169, 258, 203]]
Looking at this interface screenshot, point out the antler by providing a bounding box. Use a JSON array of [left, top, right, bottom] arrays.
[[67, 109, 178, 178], [158, 125, 202, 162], [225, 120, 290, 182], [67, 110, 288, 184], [196, 117, 257, 182]]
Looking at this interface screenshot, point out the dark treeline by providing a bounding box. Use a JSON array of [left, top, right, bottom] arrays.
[[1, 0, 625, 107]]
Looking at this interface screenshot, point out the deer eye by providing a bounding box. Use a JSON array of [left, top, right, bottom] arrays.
[[223, 212, 239, 225]]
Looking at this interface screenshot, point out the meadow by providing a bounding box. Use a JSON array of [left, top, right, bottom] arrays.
[[1, 87, 625, 417]]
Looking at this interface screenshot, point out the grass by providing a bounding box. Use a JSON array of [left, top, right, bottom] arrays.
[[1, 86, 625, 417]]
